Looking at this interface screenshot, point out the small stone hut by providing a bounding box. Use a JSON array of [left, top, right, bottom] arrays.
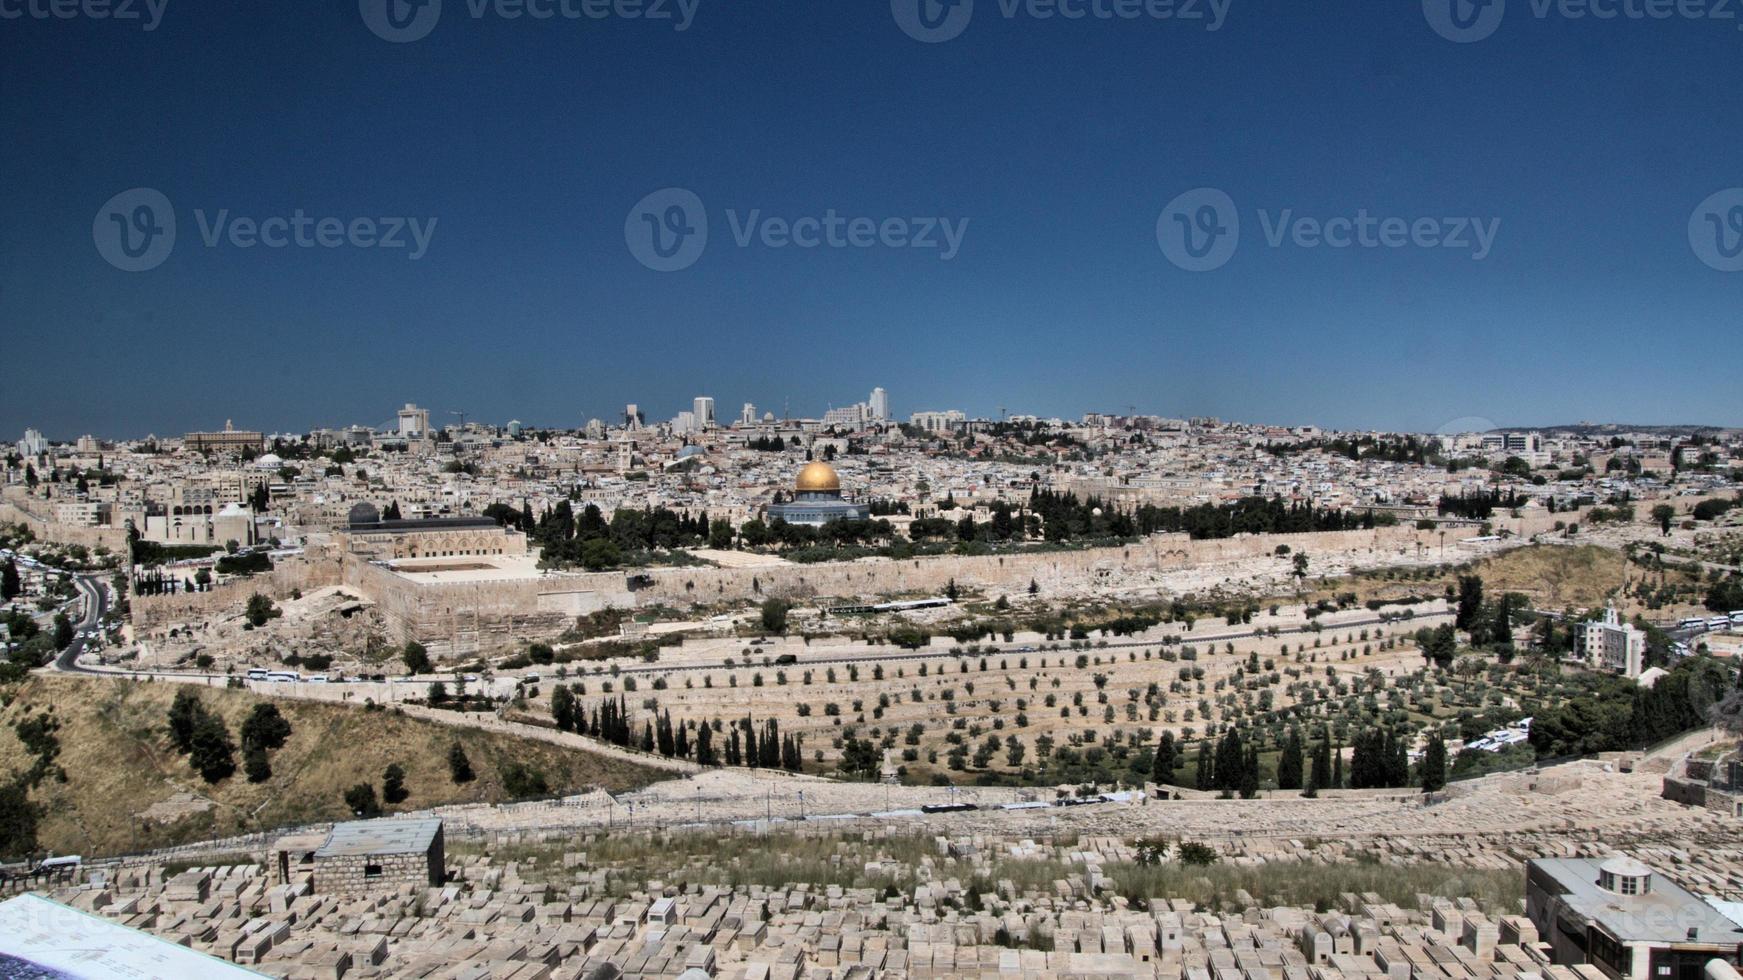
[[273, 818, 444, 894]]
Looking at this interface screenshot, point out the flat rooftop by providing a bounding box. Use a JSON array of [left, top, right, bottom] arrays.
[[385, 554, 551, 584], [1533, 857, 1743, 947], [314, 818, 442, 859]]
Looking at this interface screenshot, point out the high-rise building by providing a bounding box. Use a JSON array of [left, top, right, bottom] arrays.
[[625, 404, 642, 430], [16, 428, 47, 457], [693, 397, 716, 430], [869, 387, 888, 421], [740, 403, 757, 426], [396, 404, 430, 440]]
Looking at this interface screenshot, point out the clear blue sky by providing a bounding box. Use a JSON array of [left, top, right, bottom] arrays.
[[2, 0, 1740, 439]]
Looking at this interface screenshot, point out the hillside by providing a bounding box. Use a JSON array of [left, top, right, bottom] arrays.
[[0, 675, 664, 858], [1470, 544, 1627, 610]]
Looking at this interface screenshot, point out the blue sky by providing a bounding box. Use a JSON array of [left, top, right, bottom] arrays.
[[1, 0, 1740, 439]]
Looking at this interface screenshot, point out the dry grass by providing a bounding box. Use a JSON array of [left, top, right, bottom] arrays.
[[1468, 545, 1625, 611], [0, 675, 664, 857]]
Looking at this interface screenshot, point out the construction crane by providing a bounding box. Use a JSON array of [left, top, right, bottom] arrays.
[[450, 409, 468, 429]]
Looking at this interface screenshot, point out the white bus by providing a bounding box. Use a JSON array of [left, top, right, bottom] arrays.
[[246, 669, 270, 681], [265, 671, 299, 683]]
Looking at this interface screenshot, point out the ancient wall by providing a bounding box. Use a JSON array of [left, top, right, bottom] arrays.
[[340, 557, 631, 658], [630, 524, 1477, 604], [0, 499, 130, 553], [131, 557, 342, 629], [337, 524, 1476, 658]]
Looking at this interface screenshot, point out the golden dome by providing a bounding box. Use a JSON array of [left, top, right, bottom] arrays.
[[795, 461, 841, 492]]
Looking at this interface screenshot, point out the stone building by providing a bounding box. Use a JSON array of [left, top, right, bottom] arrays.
[[273, 818, 444, 895]]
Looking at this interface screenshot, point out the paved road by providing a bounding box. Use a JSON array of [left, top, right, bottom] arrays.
[[52, 574, 109, 674]]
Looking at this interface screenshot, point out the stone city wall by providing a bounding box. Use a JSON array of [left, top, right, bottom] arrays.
[[341, 524, 1477, 658], [131, 557, 342, 630], [0, 498, 131, 553]]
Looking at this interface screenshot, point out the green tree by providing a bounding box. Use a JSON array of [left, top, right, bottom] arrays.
[[1651, 504, 1677, 536], [551, 685, 577, 732], [0, 779, 39, 861], [402, 641, 432, 675], [167, 689, 204, 754], [244, 593, 280, 628], [0, 560, 20, 601], [188, 713, 236, 783], [1151, 731, 1178, 785], [447, 742, 474, 783], [239, 703, 292, 752], [1277, 727, 1304, 790], [760, 598, 791, 634], [51, 613, 73, 650], [1420, 735, 1449, 793], [243, 745, 272, 783], [1455, 575, 1485, 632], [382, 763, 409, 804], [344, 782, 382, 817]]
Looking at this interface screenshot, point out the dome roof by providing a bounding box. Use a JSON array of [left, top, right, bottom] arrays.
[[795, 461, 841, 492], [1600, 856, 1652, 879]]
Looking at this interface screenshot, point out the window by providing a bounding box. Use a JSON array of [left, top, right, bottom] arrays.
[[364, 864, 383, 879]]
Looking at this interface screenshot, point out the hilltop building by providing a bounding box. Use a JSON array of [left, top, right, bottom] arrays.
[[767, 461, 869, 527]]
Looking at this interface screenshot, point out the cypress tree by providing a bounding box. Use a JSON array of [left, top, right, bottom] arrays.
[[1277, 727, 1304, 791]]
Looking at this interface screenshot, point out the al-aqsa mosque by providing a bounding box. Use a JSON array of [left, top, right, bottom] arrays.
[[767, 460, 871, 526]]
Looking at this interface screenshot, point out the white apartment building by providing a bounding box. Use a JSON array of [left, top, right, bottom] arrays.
[[910, 410, 966, 434], [16, 429, 47, 457], [870, 387, 889, 421], [1574, 605, 1646, 679], [692, 397, 716, 429]]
